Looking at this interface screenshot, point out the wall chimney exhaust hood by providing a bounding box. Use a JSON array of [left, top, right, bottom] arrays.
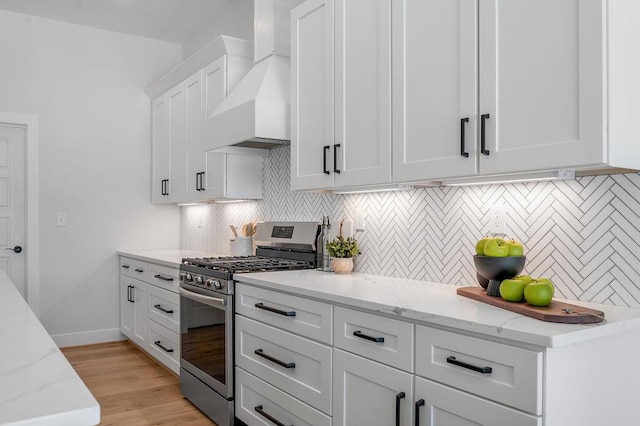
[[203, 0, 296, 151]]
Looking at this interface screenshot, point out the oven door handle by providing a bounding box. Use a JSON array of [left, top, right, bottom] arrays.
[[179, 287, 227, 307]]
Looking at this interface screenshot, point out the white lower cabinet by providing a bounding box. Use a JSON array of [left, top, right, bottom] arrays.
[[119, 256, 181, 374], [236, 367, 332, 426], [120, 275, 148, 349], [333, 348, 413, 426], [414, 377, 541, 426]]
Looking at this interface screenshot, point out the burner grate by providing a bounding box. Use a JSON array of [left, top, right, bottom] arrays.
[[182, 256, 313, 274]]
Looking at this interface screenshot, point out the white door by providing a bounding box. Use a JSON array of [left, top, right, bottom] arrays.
[[333, 349, 413, 426], [334, 0, 392, 188], [0, 125, 26, 296], [478, 0, 605, 174], [392, 0, 478, 182], [291, 0, 335, 190]]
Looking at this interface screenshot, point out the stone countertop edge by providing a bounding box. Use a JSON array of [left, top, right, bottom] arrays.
[[234, 270, 640, 349], [0, 271, 100, 426], [117, 249, 226, 268]]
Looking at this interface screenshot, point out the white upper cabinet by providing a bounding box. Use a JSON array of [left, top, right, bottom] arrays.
[[392, 0, 478, 182], [477, 0, 605, 175], [151, 95, 171, 203], [292, 0, 392, 191]]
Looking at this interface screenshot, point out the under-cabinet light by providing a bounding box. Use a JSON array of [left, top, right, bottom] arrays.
[[177, 202, 201, 207], [440, 169, 575, 187], [333, 184, 415, 195]]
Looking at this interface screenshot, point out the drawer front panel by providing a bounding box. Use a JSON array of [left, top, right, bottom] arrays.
[[415, 325, 542, 415], [236, 283, 333, 344], [415, 377, 541, 426], [148, 321, 180, 374], [148, 285, 180, 334], [147, 263, 179, 293], [334, 306, 414, 372], [236, 367, 332, 426], [235, 315, 332, 414], [120, 257, 147, 280]]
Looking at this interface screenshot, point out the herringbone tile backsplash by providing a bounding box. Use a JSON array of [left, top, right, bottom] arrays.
[[182, 146, 640, 307]]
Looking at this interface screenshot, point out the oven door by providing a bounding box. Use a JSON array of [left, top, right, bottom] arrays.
[[179, 285, 233, 399]]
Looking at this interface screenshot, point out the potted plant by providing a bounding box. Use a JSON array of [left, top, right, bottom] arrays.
[[326, 235, 361, 274]]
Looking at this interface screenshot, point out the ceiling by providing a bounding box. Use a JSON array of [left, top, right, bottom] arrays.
[[0, 0, 235, 45]]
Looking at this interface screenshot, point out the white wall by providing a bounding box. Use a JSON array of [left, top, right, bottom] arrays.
[[0, 10, 182, 345], [183, 0, 254, 59]]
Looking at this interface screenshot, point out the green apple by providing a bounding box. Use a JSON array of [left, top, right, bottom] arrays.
[[524, 281, 554, 307], [499, 279, 527, 302], [475, 237, 492, 256], [533, 278, 555, 297], [483, 238, 509, 257], [506, 239, 525, 256], [514, 275, 533, 285]]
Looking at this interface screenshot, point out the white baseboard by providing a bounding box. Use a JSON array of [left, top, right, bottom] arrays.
[[52, 328, 126, 348]]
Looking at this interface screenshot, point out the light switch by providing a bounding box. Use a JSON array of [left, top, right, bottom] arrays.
[[56, 212, 67, 227]]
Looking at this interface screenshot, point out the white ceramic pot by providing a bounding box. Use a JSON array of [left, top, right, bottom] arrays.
[[332, 257, 354, 274]]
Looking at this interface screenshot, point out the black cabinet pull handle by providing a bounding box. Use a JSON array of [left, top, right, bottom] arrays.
[[446, 355, 492, 374], [254, 349, 295, 369], [154, 341, 174, 353], [460, 117, 469, 157], [395, 392, 406, 426], [161, 179, 166, 195], [128, 285, 135, 303], [199, 172, 205, 191], [255, 302, 296, 317], [195, 173, 200, 191], [135, 268, 144, 273], [415, 399, 425, 426], [121, 264, 130, 269], [353, 330, 384, 343], [126, 285, 130, 302], [154, 304, 174, 314], [480, 114, 490, 155], [323, 145, 330, 174], [154, 274, 174, 281], [254, 405, 290, 426], [333, 143, 341, 173]]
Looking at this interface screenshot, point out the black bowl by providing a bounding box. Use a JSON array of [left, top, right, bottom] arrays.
[[476, 272, 490, 289], [474, 255, 526, 282]]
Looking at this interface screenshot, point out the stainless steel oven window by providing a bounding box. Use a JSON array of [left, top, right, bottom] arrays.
[[179, 287, 234, 399]]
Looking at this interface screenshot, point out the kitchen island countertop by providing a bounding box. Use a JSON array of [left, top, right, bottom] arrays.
[[0, 272, 99, 426], [236, 270, 640, 348]]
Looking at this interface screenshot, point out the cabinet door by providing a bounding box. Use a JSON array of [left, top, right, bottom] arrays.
[[392, 0, 477, 182], [203, 150, 225, 198], [185, 70, 204, 199], [120, 276, 134, 338], [167, 83, 188, 201], [291, 0, 335, 190], [333, 348, 413, 426], [334, 0, 392, 187], [132, 280, 148, 347], [203, 56, 227, 122], [151, 94, 171, 203], [414, 377, 541, 426], [479, 0, 605, 174]]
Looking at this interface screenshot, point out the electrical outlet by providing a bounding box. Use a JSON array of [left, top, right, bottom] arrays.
[[56, 212, 67, 227], [488, 205, 506, 234], [354, 208, 365, 232]]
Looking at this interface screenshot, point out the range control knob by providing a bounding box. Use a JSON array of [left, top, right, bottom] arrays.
[[205, 279, 214, 287], [214, 281, 224, 290], [185, 273, 193, 282], [195, 276, 204, 285]]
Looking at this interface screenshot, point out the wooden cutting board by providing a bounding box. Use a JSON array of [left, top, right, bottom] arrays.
[[457, 287, 605, 324]]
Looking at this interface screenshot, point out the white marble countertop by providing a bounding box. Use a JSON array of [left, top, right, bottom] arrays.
[[0, 272, 99, 425], [236, 270, 640, 348], [118, 249, 225, 268]]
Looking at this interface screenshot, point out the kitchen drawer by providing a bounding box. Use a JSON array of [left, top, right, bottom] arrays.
[[235, 315, 332, 415], [148, 285, 180, 334], [236, 367, 332, 426], [147, 263, 179, 293], [148, 320, 180, 375], [120, 257, 147, 280], [334, 306, 414, 372], [236, 283, 333, 344], [415, 376, 541, 426], [415, 325, 542, 415]]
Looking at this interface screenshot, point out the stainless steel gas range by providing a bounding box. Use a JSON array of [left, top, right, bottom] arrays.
[[178, 221, 319, 426]]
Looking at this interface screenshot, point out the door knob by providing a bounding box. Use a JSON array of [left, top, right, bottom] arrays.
[[5, 246, 22, 253]]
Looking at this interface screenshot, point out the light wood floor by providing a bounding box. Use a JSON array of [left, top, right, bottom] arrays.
[[62, 340, 216, 425]]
